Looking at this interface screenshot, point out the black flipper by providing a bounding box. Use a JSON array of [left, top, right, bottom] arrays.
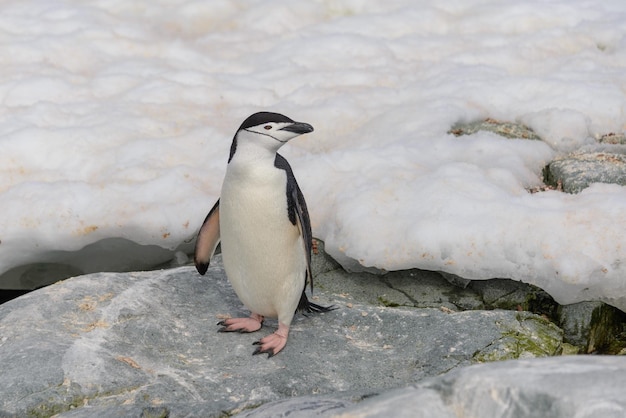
[[274, 154, 313, 287], [194, 199, 220, 275], [275, 153, 336, 314]]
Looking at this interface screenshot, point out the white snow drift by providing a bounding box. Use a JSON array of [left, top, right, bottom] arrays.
[[1, 0, 625, 309]]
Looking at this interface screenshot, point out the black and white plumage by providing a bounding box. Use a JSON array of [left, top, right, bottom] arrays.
[[194, 111, 334, 357]]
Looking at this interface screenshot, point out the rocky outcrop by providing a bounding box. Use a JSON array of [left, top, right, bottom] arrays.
[[0, 255, 564, 417], [315, 251, 625, 354], [450, 118, 626, 194]]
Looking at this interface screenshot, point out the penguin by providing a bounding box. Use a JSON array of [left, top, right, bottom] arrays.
[[194, 111, 334, 357]]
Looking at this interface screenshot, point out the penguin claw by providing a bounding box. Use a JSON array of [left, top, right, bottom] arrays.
[[251, 327, 288, 357], [252, 344, 276, 358], [216, 315, 263, 333]]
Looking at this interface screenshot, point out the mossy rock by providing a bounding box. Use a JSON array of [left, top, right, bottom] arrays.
[[473, 312, 563, 363], [558, 301, 626, 354]]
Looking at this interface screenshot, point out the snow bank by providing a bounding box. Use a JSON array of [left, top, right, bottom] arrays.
[[1, 0, 625, 309]]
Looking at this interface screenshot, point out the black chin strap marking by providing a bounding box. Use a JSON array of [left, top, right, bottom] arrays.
[[243, 128, 287, 143]]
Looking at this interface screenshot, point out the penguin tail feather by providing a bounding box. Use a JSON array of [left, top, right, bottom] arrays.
[[306, 301, 338, 314], [297, 292, 337, 314]]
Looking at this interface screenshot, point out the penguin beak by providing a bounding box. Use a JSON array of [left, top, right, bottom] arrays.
[[280, 122, 314, 135]]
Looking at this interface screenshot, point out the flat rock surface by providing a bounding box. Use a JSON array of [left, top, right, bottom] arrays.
[[360, 355, 626, 418], [238, 356, 626, 418], [0, 256, 561, 417]]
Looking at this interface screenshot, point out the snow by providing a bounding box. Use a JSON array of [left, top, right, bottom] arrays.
[[1, 0, 625, 309]]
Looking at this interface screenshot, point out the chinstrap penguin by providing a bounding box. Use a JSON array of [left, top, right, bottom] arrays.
[[194, 111, 334, 357]]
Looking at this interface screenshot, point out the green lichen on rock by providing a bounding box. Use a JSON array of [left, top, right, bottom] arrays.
[[27, 396, 85, 418], [26, 384, 143, 418], [473, 312, 563, 363], [377, 296, 401, 307], [588, 303, 626, 354], [139, 406, 171, 418], [545, 149, 626, 193], [449, 119, 542, 140]]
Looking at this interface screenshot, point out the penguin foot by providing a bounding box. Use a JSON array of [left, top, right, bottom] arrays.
[[252, 323, 289, 358], [217, 313, 264, 333]]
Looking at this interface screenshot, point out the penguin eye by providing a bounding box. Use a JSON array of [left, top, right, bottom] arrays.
[[264, 125, 272, 130]]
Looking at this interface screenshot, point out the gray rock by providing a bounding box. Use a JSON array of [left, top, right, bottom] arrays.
[[0, 237, 194, 290], [315, 240, 557, 313], [0, 256, 561, 417], [469, 278, 559, 317], [239, 356, 626, 418], [545, 145, 626, 193], [316, 244, 623, 354], [438, 271, 472, 288], [316, 260, 561, 319], [448, 119, 542, 140], [315, 263, 485, 312], [351, 356, 626, 418], [558, 301, 625, 353], [234, 396, 358, 418]]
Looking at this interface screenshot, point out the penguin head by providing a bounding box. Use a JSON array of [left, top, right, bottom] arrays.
[[229, 112, 313, 162]]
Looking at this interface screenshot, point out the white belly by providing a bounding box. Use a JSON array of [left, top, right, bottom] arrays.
[[219, 167, 306, 325]]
